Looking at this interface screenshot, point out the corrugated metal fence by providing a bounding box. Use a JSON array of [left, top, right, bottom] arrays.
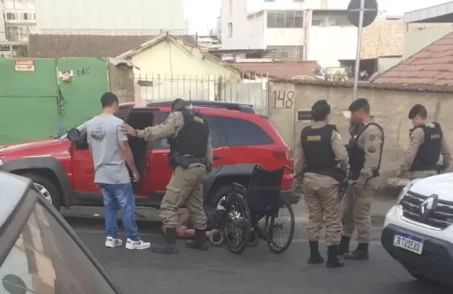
[[136, 73, 269, 115]]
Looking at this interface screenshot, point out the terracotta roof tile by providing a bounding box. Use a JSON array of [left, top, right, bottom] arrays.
[[28, 34, 196, 58], [231, 61, 320, 80], [372, 31, 453, 86]]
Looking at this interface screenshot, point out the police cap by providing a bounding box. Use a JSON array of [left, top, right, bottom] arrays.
[[311, 99, 331, 121], [408, 104, 426, 119], [348, 98, 369, 112]]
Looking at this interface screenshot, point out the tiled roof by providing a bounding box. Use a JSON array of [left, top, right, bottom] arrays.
[[28, 34, 196, 58], [231, 61, 320, 80], [372, 31, 453, 86]]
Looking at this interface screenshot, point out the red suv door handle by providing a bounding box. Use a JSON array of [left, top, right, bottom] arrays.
[[213, 156, 221, 160]]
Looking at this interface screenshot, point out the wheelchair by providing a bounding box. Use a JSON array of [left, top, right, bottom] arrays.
[[209, 164, 296, 255]]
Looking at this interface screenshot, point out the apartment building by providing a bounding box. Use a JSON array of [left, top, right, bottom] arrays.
[[220, 0, 359, 65], [2, 0, 36, 41], [34, 0, 184, 35]]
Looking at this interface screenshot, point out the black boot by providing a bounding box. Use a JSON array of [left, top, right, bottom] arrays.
[[186, 229, 209, 251], [338, 236, 350, 256], [326, 245, 345, 268], [307, 241, 324, 264], [151, 227, 179, 254], [344, 243, 369, 260]]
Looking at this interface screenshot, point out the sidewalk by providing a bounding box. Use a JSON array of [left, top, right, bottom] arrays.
[[62, 193, 396, 227]]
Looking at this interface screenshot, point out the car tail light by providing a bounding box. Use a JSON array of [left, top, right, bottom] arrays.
[[272, 149, 291, 161]]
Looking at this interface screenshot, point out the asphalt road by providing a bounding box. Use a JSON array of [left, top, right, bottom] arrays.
[[67, 217, 452, 294]]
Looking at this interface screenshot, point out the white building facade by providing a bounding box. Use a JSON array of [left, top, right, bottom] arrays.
[[2, 0, 36, 41], [34, 0, 184, 35], [220, 0, 357, 67]]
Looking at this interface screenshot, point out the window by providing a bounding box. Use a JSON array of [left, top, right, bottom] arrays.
[[266, 45, 303, 61], [5, 12, 17, 20], [0, 193, 117, 293], [20, 13, 34, 20], [6, 27, 19, 41], [267, 11, 303, 28], [153, 112, 220, 149], [228, 22, 233, 37], [264, 0, 275, 2], [311, 19, 322, 26], [228, 0, 232, 15], [209, 116, 273, 147]]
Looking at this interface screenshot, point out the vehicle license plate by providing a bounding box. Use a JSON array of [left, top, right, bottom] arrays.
[[393, 232, 424, 255]]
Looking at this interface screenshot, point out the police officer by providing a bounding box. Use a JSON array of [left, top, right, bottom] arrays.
[[339, 98, 384, 261], [296, 100, 349, 268], [393, 104, 451, 182], [122, 99, 213, 254]]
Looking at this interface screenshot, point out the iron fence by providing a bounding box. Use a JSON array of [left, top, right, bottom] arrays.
[[137, 73, 269, 115]]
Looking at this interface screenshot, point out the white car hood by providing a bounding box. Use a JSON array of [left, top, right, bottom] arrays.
[[410, 173, 453, 201]]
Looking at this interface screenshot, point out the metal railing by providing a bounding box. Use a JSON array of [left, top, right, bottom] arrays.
[[136, 73, 270, 115]]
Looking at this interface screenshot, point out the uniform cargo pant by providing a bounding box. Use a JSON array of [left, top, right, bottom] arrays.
[[341, 179, 376, 243], [302, 173, 342, 246], [160, 166, 207, 230]]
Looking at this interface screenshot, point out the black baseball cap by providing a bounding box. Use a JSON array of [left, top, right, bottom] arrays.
[[408, 104, 426, 119], [348, 98, 369, 112]]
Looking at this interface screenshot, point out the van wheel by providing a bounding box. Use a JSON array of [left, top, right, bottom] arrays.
[[24, 173, 61, 211], [210, 185, 232, 210]]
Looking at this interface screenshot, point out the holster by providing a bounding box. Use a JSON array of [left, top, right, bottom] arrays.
[[169, 153, 205, 169]]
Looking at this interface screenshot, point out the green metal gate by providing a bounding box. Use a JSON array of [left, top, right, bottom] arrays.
[[0, 59, 58, 144], [0, 58, 110, 145]]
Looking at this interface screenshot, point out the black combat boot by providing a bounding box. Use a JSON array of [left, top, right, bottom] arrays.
[[338, 236, 350, 256], [307, 241, 324, 264], [186, 229, 209, 251], [344, 243, 369, 260], [151, 227, 179, 254], [326, 245, 345, 268]]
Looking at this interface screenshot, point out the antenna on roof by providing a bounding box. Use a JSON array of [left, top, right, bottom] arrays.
[[188, 90, 193, 109]]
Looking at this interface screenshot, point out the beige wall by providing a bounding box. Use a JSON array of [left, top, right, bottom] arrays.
[[268, 80, 453, 188], [403, 24, 453, 60]]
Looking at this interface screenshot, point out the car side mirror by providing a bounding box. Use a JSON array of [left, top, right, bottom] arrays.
[[67, 128, 81, 141]]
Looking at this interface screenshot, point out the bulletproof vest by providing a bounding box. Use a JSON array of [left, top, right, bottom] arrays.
[[348, 122, 384, 180], [300, 124, 337, 174], [410, 122, 442, 171], [168, 108, 209, 162]]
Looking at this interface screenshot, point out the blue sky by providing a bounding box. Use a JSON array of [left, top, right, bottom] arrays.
[[184, 0, 452, 34]]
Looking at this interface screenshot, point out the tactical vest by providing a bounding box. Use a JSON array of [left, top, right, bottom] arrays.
[[168, 109, 210, 169], [348, 122, 384, 180], [410, 122, 442, 171], [300, 124, 343, 180]]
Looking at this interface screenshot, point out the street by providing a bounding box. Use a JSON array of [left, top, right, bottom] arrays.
[[67, 217, 452, 294]]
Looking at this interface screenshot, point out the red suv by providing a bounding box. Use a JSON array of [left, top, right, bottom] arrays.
[[0, 102, 296, 211]]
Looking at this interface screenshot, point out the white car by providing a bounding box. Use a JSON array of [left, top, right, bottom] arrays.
[[382, 173, 453, 287]]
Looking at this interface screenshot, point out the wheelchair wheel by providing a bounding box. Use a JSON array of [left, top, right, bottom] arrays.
[[224, 194, 251, 254], [264, 198, 295, 254]]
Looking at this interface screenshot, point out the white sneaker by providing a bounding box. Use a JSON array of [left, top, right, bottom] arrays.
[[125, 239, 151, 250], [105, 237, 123, 248]]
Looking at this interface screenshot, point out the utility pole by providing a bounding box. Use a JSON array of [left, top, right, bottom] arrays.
[[347, 0, 378, 101], [352, 0, 365, 101]]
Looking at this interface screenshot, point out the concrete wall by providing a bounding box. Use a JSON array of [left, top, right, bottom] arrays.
[[307, 26, 357, 67], [267, 80, 453, 188], [377, 56, 401, 73], [403, 24, 453, 60]]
